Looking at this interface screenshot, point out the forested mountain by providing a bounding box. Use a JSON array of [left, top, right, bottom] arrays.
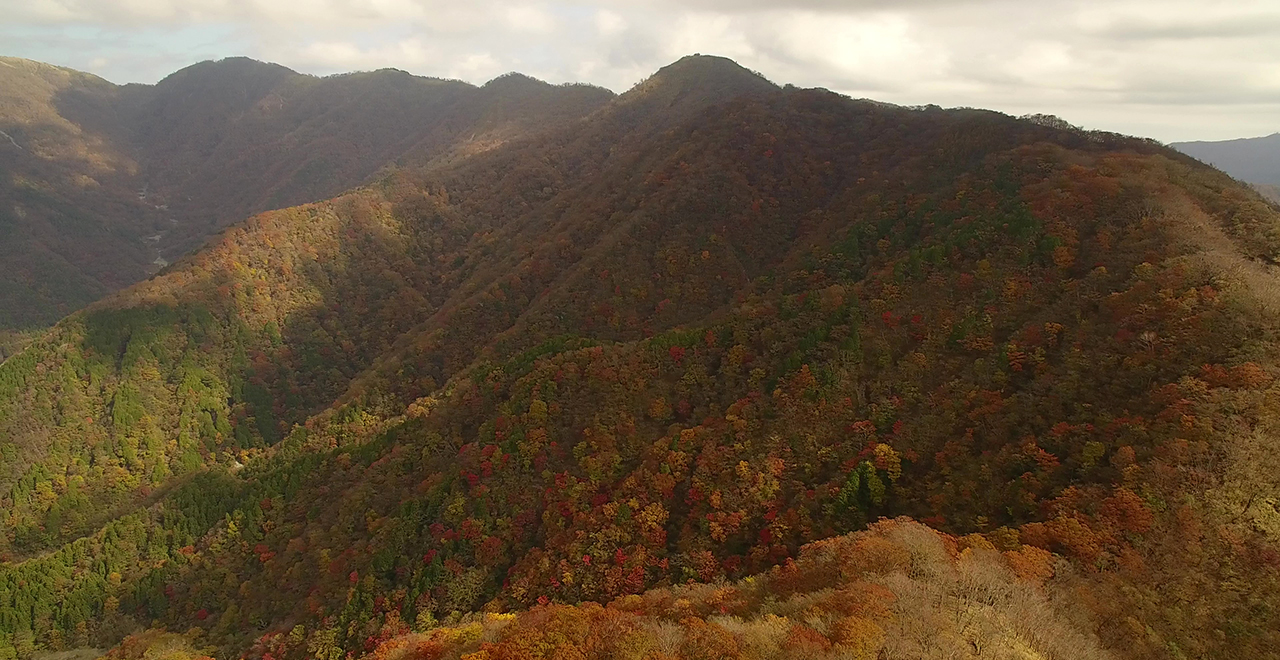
[[1172, 133, 1280, 187], [0, 56, 613, 331], [3, 54, 1280, 660]]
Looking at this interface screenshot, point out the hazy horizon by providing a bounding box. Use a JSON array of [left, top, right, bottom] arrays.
[[3, 0, 1278, 144]]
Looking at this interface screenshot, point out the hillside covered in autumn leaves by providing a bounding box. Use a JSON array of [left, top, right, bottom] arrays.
[[0, 56, 612, 331], [2, 54, 1280, 660]]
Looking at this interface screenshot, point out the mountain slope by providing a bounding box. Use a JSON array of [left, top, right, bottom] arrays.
[[2, 55, 1279, 660], [0, 57, 159, 327], [109, 519, 1114, 660], [1172, 133, 1280, 186], [0, 56, 614, 331]]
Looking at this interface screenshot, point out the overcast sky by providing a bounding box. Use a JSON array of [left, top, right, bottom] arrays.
[[3, 0, 1277, 142]]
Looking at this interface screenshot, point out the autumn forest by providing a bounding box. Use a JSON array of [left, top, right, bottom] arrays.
[[1, 54, 1279, 660]]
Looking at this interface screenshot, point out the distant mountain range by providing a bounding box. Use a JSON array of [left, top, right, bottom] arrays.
[[1171, 133, 1280, 201], [0, 56, 612, 330]]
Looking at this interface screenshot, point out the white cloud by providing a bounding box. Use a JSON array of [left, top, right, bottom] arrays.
[[1, 0, 1277, 140], [664, 12, 756, 62], [450, 52, 503, 80], [503, 5, 556, 34], [764, 11, 944, 93], [595, 9, 625, 36]]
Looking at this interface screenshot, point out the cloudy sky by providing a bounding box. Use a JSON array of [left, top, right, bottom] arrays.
[[3, 0, 1277, 142]]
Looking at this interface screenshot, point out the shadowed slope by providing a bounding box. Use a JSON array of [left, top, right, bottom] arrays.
[[0, 56, 614, 330]]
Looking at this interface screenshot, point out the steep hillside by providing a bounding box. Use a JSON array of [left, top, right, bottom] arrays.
[[0, 58, 160, 327], [2, 55, 1279, 660], [1172, 133, 1280, 186], [130, 60, 612, 260], [0, 56, 613, 331]]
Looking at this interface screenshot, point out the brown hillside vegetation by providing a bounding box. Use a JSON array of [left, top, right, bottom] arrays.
[[109, 519, 1112, 660], [0, 56, 613, 330], [1, 55, 1279, 660]]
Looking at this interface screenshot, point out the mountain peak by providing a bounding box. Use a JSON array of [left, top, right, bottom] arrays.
[[156, 57, 298, 89], [616, 53, 777, 115], [483, 72, 550, 90], [659, 53, 763, 77], [637, 54, 776, 96]]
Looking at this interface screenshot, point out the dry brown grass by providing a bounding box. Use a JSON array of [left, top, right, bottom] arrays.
[[870, 524, 1112, 660]]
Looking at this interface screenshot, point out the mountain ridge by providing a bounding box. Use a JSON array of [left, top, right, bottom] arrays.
[[0, 55, 615, 331]]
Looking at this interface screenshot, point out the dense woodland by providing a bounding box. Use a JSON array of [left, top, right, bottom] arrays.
[[1, 55, 1279, 660], [100, 518, 1112, 660]]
